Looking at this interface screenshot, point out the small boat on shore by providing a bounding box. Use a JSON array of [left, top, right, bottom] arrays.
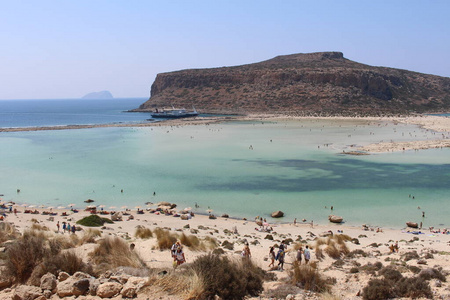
[[406, 221, 419, 228], [329, 215, 344, 223], [150, 107, 198, 119]]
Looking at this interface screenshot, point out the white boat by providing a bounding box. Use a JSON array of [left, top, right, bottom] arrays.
[[150, 107, 198, 119]]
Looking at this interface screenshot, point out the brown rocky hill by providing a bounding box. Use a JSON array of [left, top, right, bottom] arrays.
[[136, 52, 450, 115]]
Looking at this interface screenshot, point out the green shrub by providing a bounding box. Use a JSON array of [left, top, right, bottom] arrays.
[[402, 251, 419, 261], [221, 240, 234, 250], [76, 215, 113, 227], [346, 249, 368, 258], [379, 267, 403, 282], [395, 277, 432, 299], [419, 268, 447, 282], [362, 279, 394, 300], [190, 253, 268, 299]]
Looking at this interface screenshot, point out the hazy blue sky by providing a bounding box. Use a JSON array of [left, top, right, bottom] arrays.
[[1, 0, 449, 100]]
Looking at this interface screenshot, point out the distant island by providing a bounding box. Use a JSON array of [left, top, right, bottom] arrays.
[[135, 52, 450, 116], [82, 91, 113, 99]]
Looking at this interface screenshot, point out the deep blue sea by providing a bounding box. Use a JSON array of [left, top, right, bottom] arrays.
[[0, 98, 151, 128]]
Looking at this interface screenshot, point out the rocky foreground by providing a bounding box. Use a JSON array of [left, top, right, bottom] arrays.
[[1, 202, 449, 300]]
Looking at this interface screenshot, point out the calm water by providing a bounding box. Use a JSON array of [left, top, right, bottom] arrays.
[[0, 100, 449, 229], [0, 98, 151, 128]]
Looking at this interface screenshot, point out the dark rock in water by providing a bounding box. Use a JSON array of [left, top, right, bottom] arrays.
[[329, 215, 344, 223], [406, 221, 419, 228], [82, 91, 113, 99], [271, 211, 284, 218], [221, 214, 229, 218], [84, 199, 95, 203]]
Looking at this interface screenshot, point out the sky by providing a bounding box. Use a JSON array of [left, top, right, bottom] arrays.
[[1, 0, 449, 100]]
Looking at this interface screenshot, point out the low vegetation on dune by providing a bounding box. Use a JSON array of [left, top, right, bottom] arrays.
[[361, 265, 439, 300], [89, 236, 147, 275], [290, 261, 335, 293], [76, 214, 114, 227], [0, 222, 20, 243], [5, 229, 94, 284], [140, 227, 217, 251], [314, 234, 351, 260]]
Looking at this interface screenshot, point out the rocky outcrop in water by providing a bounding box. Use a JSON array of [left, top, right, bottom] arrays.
[[136, 52, 450, 115]]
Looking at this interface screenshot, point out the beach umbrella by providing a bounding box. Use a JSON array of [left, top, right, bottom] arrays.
[[7, 203, 14, 207], [206, 209, 213, 213], [68, 204, 75, 207], [29, 205, 36, 208], [98, 205, 106, 208], [109, 206, 116, 209], [47, 206, 54, 209], [87, 205, 96, 209], [21, 204, 28, 207], [57, 206, 66, 209], [121, 205, 128, 209]]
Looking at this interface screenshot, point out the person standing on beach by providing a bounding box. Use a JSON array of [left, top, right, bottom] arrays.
[[296, 246, 303, 264], [71, 224, 76, 234], [242, 242, 251, 259], [268, 246, 275, 268], [62, 222, 66, 233], [304, 245, 311, 264], [56, 221, 60, 232], [175, 246, 185, 267]]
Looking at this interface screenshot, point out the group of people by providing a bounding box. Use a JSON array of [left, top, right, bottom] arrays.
[[268, 241, 311, 271], [57, 221, 76, 234]]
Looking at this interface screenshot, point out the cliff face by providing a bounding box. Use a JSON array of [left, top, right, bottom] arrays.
[[137, 52, 450, 115]]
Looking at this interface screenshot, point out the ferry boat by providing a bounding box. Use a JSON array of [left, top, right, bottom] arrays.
[[150, 107, 198, 119]]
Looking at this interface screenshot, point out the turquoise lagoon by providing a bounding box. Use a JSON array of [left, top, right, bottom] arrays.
[[1, 118, 449, 229]]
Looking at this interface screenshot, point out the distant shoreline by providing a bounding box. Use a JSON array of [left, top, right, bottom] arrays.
[[1, 114, 450, 154]]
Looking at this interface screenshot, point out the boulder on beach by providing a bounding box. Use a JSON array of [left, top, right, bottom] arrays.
[[406, 221, 419, 228], [271, 211, 284, 218], [328, 215, 344, 223]]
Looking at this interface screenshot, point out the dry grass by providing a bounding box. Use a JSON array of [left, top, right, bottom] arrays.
[[78, 228, 101, 245], [321, 292, 343, 300], [290, 261, 332, 293], [31, 223, 49, 231], [148, 268, 204, 299], [29, 250, 93, 285], [89, 236, 147, 275], [0, 222, 20, 243], [315, 235, 350, 259], [135, 226, 153, 239], [153, 228, 178, 250], [5, 231, 49, 283]]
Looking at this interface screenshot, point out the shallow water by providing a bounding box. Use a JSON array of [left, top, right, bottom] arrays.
[[1, 119, 449, 229]]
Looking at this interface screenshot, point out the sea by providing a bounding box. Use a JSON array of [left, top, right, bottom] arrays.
[[1, 98, 449, 229]]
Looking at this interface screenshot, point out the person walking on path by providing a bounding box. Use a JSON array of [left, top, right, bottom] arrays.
[[268, 246, 275, 268], [242, 242, 251, 259], [304, 245, 311, 264], [296, 246, 303, 264], [175, 246, 185, 266]]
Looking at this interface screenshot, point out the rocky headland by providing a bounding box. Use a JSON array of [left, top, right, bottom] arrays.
[[135, 52, 450, 115]]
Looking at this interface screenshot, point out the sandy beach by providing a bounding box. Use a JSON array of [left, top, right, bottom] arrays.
[[1, 114, 449, 154], [1, 203, 449, 299]]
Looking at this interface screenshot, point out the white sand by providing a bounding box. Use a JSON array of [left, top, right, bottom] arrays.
[[2, 204, 449, 299]]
